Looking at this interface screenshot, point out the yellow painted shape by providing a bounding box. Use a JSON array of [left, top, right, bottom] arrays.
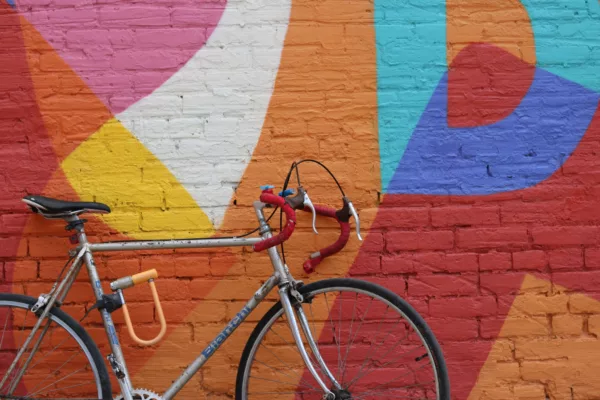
[[61, 118, 214, 239], [469, 275, 600, 399], [447, 0, 536, 66]]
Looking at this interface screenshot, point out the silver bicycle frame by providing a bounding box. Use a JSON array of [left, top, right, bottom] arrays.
[[5, 201, 337, 400]]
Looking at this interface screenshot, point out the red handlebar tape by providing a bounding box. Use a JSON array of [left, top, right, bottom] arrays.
[[302, 204, 350, 274], [253, 192, 297, 252]]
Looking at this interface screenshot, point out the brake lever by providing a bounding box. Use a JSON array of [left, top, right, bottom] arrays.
[[347, 200, 363, 241], [303, 192, 318, 234]]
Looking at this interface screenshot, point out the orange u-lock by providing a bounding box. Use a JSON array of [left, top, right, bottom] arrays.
[[111, 269, 167, 346]]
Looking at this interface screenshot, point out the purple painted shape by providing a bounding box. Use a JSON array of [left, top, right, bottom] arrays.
[[16, 0, 227, 113], [388, 69, 600, 195]]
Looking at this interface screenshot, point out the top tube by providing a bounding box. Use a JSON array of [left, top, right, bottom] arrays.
[[88, 236, 262, 252], [80, 199, 270, 253]]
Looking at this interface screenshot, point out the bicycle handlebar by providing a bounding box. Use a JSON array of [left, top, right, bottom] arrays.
[[302, 204, 350, 274], [252, 187, 358, 275], [252, 191, 297, 252]]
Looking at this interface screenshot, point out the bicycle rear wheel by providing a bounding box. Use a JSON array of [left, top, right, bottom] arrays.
[[236, 278, 449, 400], [0, 293, 111, 399]]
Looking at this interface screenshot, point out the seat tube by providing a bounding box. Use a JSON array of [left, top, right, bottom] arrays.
[[76, 226, 135, 400]]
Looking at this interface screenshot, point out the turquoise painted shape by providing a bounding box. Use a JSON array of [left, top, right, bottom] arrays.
[[522, 0, 600, 93], [375, 0, 447, 191]]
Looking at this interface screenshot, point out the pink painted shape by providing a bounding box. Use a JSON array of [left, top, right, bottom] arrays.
[[17, 0, 227, 113]]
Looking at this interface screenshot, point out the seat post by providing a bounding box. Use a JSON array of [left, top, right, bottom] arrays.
[[64, 215, 89, 246], [65, 215, 87, 233]]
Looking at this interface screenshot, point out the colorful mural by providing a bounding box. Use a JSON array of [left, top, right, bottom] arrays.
[[1, 0, 600, 398]]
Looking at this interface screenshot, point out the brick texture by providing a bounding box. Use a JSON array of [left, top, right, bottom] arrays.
[[1, 0, 600, 399]]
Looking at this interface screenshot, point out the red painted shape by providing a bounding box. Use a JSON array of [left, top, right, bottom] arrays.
[[448, 43, 536, 128], [0, 3, 60, 286], [346, 103, 600, 399]]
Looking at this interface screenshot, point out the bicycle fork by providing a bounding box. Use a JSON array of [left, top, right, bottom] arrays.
[[258, 201, 340, 399], [279, 285, 341, 400]]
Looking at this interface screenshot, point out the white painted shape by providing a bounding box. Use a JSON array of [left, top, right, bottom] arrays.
[[117, 0, 292, 228]]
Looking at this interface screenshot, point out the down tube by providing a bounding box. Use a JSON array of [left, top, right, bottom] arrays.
[[163, 274, 280, 400]]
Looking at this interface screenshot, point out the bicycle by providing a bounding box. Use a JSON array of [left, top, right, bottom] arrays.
[[3, 160, 449, 400]]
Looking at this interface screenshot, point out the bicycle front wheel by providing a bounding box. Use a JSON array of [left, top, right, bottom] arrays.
[[0, 293, 111, 399], [236, 278, 449, 400]]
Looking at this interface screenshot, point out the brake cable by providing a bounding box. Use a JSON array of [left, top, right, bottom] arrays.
[[278, 160, 346, 265]]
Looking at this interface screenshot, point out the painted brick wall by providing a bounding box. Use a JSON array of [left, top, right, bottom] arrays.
[[1, 0, 600, 399]]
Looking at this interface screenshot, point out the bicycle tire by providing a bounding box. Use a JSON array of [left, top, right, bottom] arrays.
[[0, 293, 112, 399], [235, 278, 450, 400]]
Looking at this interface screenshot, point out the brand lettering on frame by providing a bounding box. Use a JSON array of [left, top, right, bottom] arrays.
[[201, 306, 251, 358]]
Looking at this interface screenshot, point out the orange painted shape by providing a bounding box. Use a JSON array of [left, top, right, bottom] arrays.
[[469, 275, 600, 399], [15, 0, 380, 392], [136, 0, 380, 392], [446, 0, 536, 66], [19, 17, 113, 160]]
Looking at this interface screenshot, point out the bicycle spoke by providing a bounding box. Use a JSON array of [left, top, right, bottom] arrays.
[[364, 380, 435, 394], [242, 282, 446, 400], [296, 310, 337, 387], [353, 362, 433, 396], [305, 301, 340, 389], [0, 308, 10, 349], [1, 365, 20, 393], [341, 295, 373, 384], [249, 375, 323, 391], [365, 316, 405, 362], [35, 380, 97, 396], [323, 291, 343, 380], [248, 390, 322, 395], [27, 331, 71, 372], [354, 394, 429, 400], [347, 344, 426, 388], [347, 305, 390, 388], [29, 366, 87, 397], [0, 299, 106, 399], [4, 308, 31, 388], [337, 291, 345, 379], [354, 391, 431, 400], [28, 351, 80, 395], [255, 309, 332, 393], [253, 351, 318, 392], [336, 292, 357, 382], [7, 318, 54, 395]]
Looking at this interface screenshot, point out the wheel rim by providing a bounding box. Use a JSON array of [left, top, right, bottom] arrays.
[[0, 300, 104, 399], [241, 285, 441, 400]]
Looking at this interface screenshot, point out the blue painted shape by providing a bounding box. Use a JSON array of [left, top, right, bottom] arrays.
[[6, 0, 15, 7], [521, 0, 600, 93], [387, 68, 600, 195], [375, 0, 446, 191]]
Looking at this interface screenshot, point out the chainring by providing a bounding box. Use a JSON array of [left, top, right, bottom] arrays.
[[113, 388, 163, 400]]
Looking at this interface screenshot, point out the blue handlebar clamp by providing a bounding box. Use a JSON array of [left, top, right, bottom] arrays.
[[279, 189, 295, 197], [260, 185, 275, 191]]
